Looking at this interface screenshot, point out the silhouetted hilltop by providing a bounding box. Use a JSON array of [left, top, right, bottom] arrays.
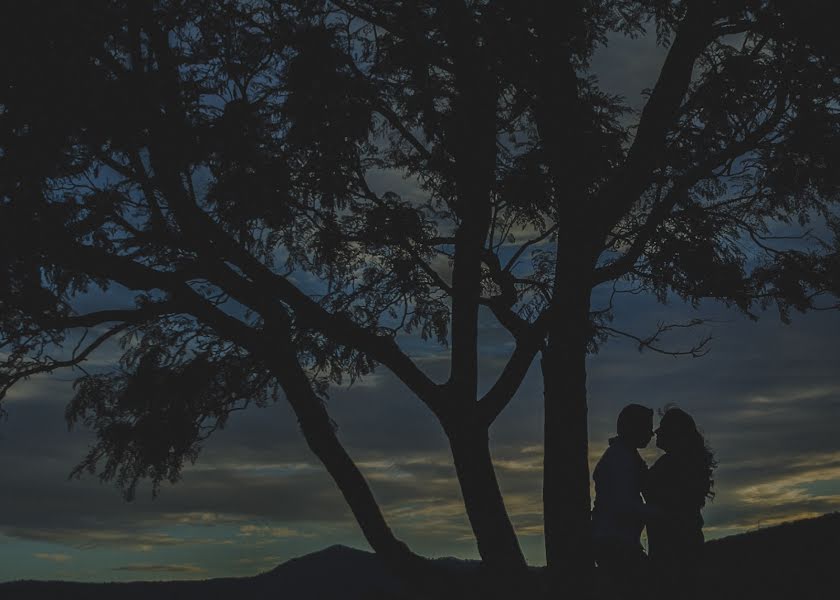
[[256, 544, 409, 598], [2, 513, 839, 599]]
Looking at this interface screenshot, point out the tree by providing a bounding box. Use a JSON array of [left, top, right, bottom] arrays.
[[2, 1, 839, 597]]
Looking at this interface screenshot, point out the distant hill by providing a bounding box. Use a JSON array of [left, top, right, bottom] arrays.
[[3, 512, 839, 599], [0, 545, 418, 600]]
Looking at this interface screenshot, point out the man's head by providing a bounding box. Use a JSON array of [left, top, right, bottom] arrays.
[[616, 404, 654, 449]]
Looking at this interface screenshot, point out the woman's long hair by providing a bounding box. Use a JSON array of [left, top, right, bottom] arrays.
[[658, 406, 717, 505]]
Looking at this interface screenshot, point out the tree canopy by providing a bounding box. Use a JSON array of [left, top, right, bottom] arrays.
[[2, 0, 838, 596]]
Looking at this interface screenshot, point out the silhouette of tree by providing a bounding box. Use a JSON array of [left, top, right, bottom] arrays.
[[1, 1, 838, 597]]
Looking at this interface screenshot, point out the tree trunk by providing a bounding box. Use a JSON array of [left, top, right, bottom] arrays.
[[279, 358, 411, 556], [542, 304, 593, 596], [267, 348, 483, 598], [446, 418, 530, 594]]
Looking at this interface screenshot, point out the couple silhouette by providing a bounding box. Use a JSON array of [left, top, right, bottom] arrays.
[[592, 405, 716, 600]]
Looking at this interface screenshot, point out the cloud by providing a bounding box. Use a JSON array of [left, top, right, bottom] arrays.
[[741, 385, 840, 406], [2, 374, 76, 405], [33, 553, 72, 563], [238, 524, 315, 538], [237, 555, 284, 565], [161, 512, 248, 526], [112, 564, 206, 574], [6, 529, 191, 551], [733, 453, 840, 511]]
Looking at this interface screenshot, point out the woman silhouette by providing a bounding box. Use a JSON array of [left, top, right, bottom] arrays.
[[645, 407, 716, 600]]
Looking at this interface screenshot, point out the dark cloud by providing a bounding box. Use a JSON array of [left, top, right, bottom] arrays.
[[590, 30, 665, 110]]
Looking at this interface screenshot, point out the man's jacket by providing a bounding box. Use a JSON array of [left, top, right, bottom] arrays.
[[591, 436, 651, 547]]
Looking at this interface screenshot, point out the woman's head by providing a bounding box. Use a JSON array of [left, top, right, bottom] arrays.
[[655, 407, 698, 453], [656, 407, 717, 503]]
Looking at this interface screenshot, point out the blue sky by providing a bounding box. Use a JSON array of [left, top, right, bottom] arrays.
[[2, 23, 840, 583]]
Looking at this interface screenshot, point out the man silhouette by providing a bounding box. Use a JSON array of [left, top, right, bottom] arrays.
[[591, 403, 654, 599]]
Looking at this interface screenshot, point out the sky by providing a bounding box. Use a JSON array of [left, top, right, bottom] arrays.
[[2, 25, 840, 583]]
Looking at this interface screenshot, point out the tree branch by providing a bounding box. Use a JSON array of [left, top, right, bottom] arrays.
[[594, 85, 789, 285], [0, 323, 129, 402], [598, 320, 713, 357], [478, 306, 555, 425], [503, 225, 558, 273], [107, 19, 447, 417], [41, 303, 180, 331], [374, 101, 434, 162], [594, 1, 716, 238], [329, 0, 451, 72]]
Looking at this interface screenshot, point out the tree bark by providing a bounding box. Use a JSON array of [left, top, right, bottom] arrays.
[[542, 294, 593, 596]]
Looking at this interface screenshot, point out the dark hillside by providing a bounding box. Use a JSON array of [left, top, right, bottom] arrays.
[[702, 512, 840, 600]]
